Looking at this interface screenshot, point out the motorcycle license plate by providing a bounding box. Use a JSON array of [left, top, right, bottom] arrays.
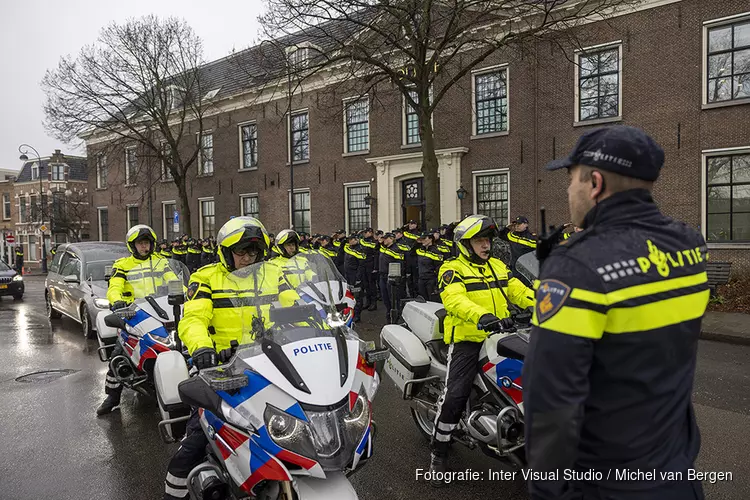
[[0, 285, 7, 289]]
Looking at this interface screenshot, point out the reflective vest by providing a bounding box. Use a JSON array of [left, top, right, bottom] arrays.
[[438, 255, 534, 344], [107, 255, 178, 304]]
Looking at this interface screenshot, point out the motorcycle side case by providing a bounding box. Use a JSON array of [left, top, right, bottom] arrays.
[[95, 310, 118, 341], [380, 325, 430, 394], [295, 472, 358, 499], [154, 351, 190, 442], [401, 301, 445, 344]]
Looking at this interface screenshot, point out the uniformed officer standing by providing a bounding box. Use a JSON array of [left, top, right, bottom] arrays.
[[186, 238, 202, 273], [400, 223, 420, 297], [416, 232, 444, 302], [378, 232, 405, 323], [343, 234, 367, 323], [432, 227, 453, 260], [14, 245, 24, 274], [524, 126, 709, 500], [359, 227, 379, 311], [498, 216, 537, 268], [317, 235, 338, 261], [170, 238, 187, 264], [430, 215, 535, 483]]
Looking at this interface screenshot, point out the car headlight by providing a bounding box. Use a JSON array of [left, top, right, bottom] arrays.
[[264, 404, 318, 460], [94, 298, 110, 309], [12, 275, 23, 282]]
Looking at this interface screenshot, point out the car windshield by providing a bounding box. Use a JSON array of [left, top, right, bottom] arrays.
[[0, 260, 10, 272], [86, 260, 116, 282]]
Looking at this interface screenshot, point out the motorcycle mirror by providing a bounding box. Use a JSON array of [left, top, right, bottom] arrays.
[[364, 347, 390, 364], [104, 314, 127, 330], [178, 377, 224, 415]]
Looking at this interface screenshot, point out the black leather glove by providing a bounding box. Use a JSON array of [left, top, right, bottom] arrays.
[[110, 301, 128, 312], [192, 347, 218, 370], [499, 317, 515, 330], [478, 313, 501, 331]]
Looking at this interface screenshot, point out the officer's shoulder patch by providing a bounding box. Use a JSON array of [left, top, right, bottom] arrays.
[[186, 282, 200, 301], [439, 270, 456, 286], [536, 279, 571, 323]]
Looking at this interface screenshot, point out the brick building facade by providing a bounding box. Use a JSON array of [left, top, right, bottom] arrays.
[[87, 0, 750, 273]]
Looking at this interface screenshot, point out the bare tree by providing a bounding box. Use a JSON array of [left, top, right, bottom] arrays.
[[42, 15, 212, 236], [259, 0, 639, 228], [50, 188, 90, 242]]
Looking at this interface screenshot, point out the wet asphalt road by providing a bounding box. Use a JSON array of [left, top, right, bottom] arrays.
[[0, 276, 748, 500]]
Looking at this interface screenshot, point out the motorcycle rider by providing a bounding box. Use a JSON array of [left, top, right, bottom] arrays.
[[498, 216, 537, 268], [416, 232, 444, 302], [344, 233, 367, 323], [524, 126, 709, 500], [270, 229, 315, 287], [379, 232, 405, 323], [162, 216, 297, 500], [97, 225, 178, 416], [429, 214, 535, 485]]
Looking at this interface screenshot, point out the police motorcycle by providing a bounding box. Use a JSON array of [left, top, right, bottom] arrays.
[[95, 258, 192, 433], [380, 252, 538, 468], [157, 254, 388, 500]]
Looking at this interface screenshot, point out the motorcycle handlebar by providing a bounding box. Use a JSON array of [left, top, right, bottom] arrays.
[[477, 319, 516, 334]]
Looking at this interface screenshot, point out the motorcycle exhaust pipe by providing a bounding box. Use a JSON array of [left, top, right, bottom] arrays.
[[110, 355, 135, 382]]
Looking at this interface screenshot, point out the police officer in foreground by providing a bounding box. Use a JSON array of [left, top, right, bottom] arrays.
[[162, 217, 296, 500], [524, 126, 709, 500], [430, 215, 535, 484]]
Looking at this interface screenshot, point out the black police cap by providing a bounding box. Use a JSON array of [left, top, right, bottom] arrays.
[[515, 216, 529, 224], [384, 232, 395, 239], [546, 125, 664, 181]]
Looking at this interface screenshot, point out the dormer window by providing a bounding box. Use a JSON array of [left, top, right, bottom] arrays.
[[31, 162, 39, 180], [288, 47, 309, 68]]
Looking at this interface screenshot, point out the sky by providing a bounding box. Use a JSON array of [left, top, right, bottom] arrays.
[[0, 0, 264, 169]]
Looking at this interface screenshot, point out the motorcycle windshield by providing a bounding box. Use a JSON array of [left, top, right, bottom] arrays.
[[515, 253, 539, 284], [122, 258, 190, 301]]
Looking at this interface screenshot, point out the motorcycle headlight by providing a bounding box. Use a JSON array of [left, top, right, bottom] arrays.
[[12, 275, 23, 282], [343, 391, 370, 449], [94, 298, 110, 309], [264, 404, 318, 460]]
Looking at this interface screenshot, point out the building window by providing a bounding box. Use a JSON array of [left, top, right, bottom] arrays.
[[127, 206, 139, 229], [706, 153, 750, 242], [404, 89, 421, 145], [291, 191, 311, 234], [241, 195, 259, 218], [29, 235, 37, 262], [98, 208, 109, 241], [2, 193, 10, 220], [346, 184, 371, 233], [199, 134, 214, 175], [240, 123, 258, 169], [161, 142, 173, 181], [474, 68, 508, 135], [30, 195, 38, 222], [51, 164, 64, 181], [475, 171, 509, 225], [52, 191, 65, 221], [19, 198, 26, 223], [576, 45, 621, 122], [290, 112, 309, 162], [163, 202, 177, 241], [96, 155, 107, 189], [706, 18, 750, 103], [289, 47, 309, 69], [200, 199, 215, 238], [125, 147, 137, 185], [31, 163, 39, 180], [345, 99, 369, 153]]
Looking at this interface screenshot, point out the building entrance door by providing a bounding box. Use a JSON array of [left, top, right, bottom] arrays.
[[401, 178, 425, 229]]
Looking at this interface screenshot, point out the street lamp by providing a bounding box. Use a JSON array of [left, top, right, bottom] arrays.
[[456, 186, 468, 200], [363, 194, 376, 206], [18, 144, 47, 273]]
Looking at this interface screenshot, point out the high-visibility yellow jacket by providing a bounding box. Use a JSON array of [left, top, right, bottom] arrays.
[[438, 254, 534, 343], [269, 254, 315, 288], [107, 255, 178, 304], [179, 262, 298, 355]]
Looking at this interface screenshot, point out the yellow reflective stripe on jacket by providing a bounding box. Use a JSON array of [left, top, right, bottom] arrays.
[[533, 306, 607, 339], [344, 245, 367, 260], [403, 231, 419, 241], [567, 271, 708, 307], [416, 248, 443, 261], [606, 290, 710, 334], [380, 247, 404, 260], [360, 239, 377, 249], [507, 232, 537, 248]]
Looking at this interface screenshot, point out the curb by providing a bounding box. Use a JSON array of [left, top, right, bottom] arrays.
[[699, 331, 750, 346]]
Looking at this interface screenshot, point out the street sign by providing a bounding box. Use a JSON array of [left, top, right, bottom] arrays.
[[40, 225, 48, 232], [173, 211, 179, 233], [5, 235, 14, 244]]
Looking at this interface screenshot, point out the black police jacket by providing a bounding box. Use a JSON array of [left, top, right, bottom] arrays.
[[523, 189, 708, 498], [498, 227, 537, 267], [417, 245, 443, 280], [360, 237, 378, 267], [379, 244, 405, 277], [344, 244, 366, 281]]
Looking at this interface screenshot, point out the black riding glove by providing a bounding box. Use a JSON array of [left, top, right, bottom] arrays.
[[110, 301, 128, 312], [478, 313, 501, 331], [192, 347, 218, 370]]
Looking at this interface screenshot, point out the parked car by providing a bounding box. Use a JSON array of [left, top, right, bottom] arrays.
[[0, 259, 24, 300], [45, 242, 130, 338]]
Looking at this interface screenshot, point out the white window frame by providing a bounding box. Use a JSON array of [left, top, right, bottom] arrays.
[[402, 86, 433, 147], [160, 141, 174, 181], [198, 197, 216, 239], [31, 162, 39, 181], [287, 45, 310, 69], [573, 41, 623, 126], [471, 64, 510, 138], [287, 109, 310, 164], [343, 181, 371, 234], [126, 204, 139, 230], [125, 146, 137, 186], [343, 96, 370, 155], [162, 200, 176, 240], [2, 193, 10, 221], [51, 164, 65, 181], [238, 121, 259, 171], [472, 168, 511, 226], [97, 207, 109, 242], [702, 12, 750, 108], [287, 188, 311, 232], [701, 146, 750, 249], [239, 193, 260, 218], [198, 133, 214, 176], [96, 154, 107, 189]]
